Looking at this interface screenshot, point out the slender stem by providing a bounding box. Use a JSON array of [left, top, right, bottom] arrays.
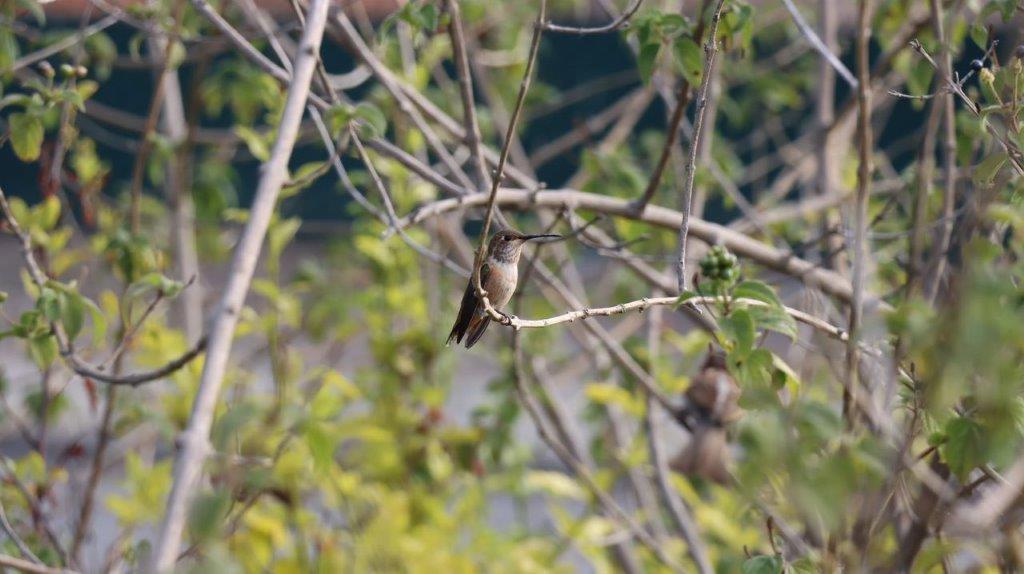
[[924, 0, 958, 303], [149, 16, 204, 341], [781, 0, 857, 89], [541, 0, 644, 34], [127, 0, 185, 233], [634, 0, 714, 212], [676, 0, 726, 294], [10, 15, 118, 72], [845, 0, 874, 426], [471, 0, 547, 320], [444, 0, 490, 188], [0, 499, 43, 565]]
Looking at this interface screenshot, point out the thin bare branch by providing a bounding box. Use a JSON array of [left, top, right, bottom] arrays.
[[676, 0, 726, 294], [387, 188, 883, 309], [845, 0, 875, 426], [444, 0, 491, 187], [781, 0, 858, 89], [541, 0, 644, 35], [9, 15, 118, 72]]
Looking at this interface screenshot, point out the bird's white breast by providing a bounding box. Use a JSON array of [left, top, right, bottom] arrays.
[[485, 258, 518, 310]]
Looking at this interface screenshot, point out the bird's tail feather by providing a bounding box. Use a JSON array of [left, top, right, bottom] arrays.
[[464, 315, 490, 349]]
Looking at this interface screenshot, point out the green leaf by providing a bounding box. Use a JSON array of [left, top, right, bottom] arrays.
[[720, 308, 755, 355], [82, 296, 106, 347], [637, 42, 662, 84], [305, 421, 333, 473], [326, 103, 354, 134], [742, 555, 782, 574], [584, 382, 643, 416], [59, 292, 85, 340], [234, 125, 270, 162], [973, 152, 1007, 186], [524, 470, 585, 500], [0, 28, 19, 72], [38, 287, 61, 322], [9, 112, 45, 162], [188, 489, 231, 543], [747, 304, 798, 340], [969, 23, 988, 50], [38, 195, 61, 229], [28, 334, 57, 368], [672, 36, 703, 86], [733, 280, 784, 308], [941, 416, 985, 480], [353, 102, 387, 138], [733, 347, 773, 388], [675, 289, 699, 306]]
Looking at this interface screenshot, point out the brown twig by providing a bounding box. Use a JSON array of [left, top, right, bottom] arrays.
[[444, 0, 491, 188], [127, 0, 186, 233]]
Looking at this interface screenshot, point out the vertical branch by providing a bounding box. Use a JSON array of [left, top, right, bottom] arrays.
[[149, 0, 330, 568], [924, 0, 957, 303], [845, 0, 874, 424], [634, 0, 713, 212], [905, 68, 942, 298], [471, 0, 546, 302], [689, 70, 718, 220], [150, 14, 203, 341], [816, 0, 846, 273], [444, 0, 490, 188], [675, 0, 726, 294], [126, 0, 185, 233], [69, 385, 116, 562]]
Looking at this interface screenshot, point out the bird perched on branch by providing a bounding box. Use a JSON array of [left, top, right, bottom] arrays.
[[447, 229, 560, 349], [671, 351, 742, 484]]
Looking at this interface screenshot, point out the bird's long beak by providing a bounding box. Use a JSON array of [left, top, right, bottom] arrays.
[[522, 234, 562, 242]]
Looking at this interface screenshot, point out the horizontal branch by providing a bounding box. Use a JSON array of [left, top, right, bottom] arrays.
[[387, 188, 887, 310], [491, 293, 852, 342]]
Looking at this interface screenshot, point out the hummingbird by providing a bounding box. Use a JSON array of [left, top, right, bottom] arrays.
[[447, 229, 561, 349], [670, 351, 742, 484]]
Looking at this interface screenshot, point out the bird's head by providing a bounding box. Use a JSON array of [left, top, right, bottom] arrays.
[[487, 229, 561, 263]]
